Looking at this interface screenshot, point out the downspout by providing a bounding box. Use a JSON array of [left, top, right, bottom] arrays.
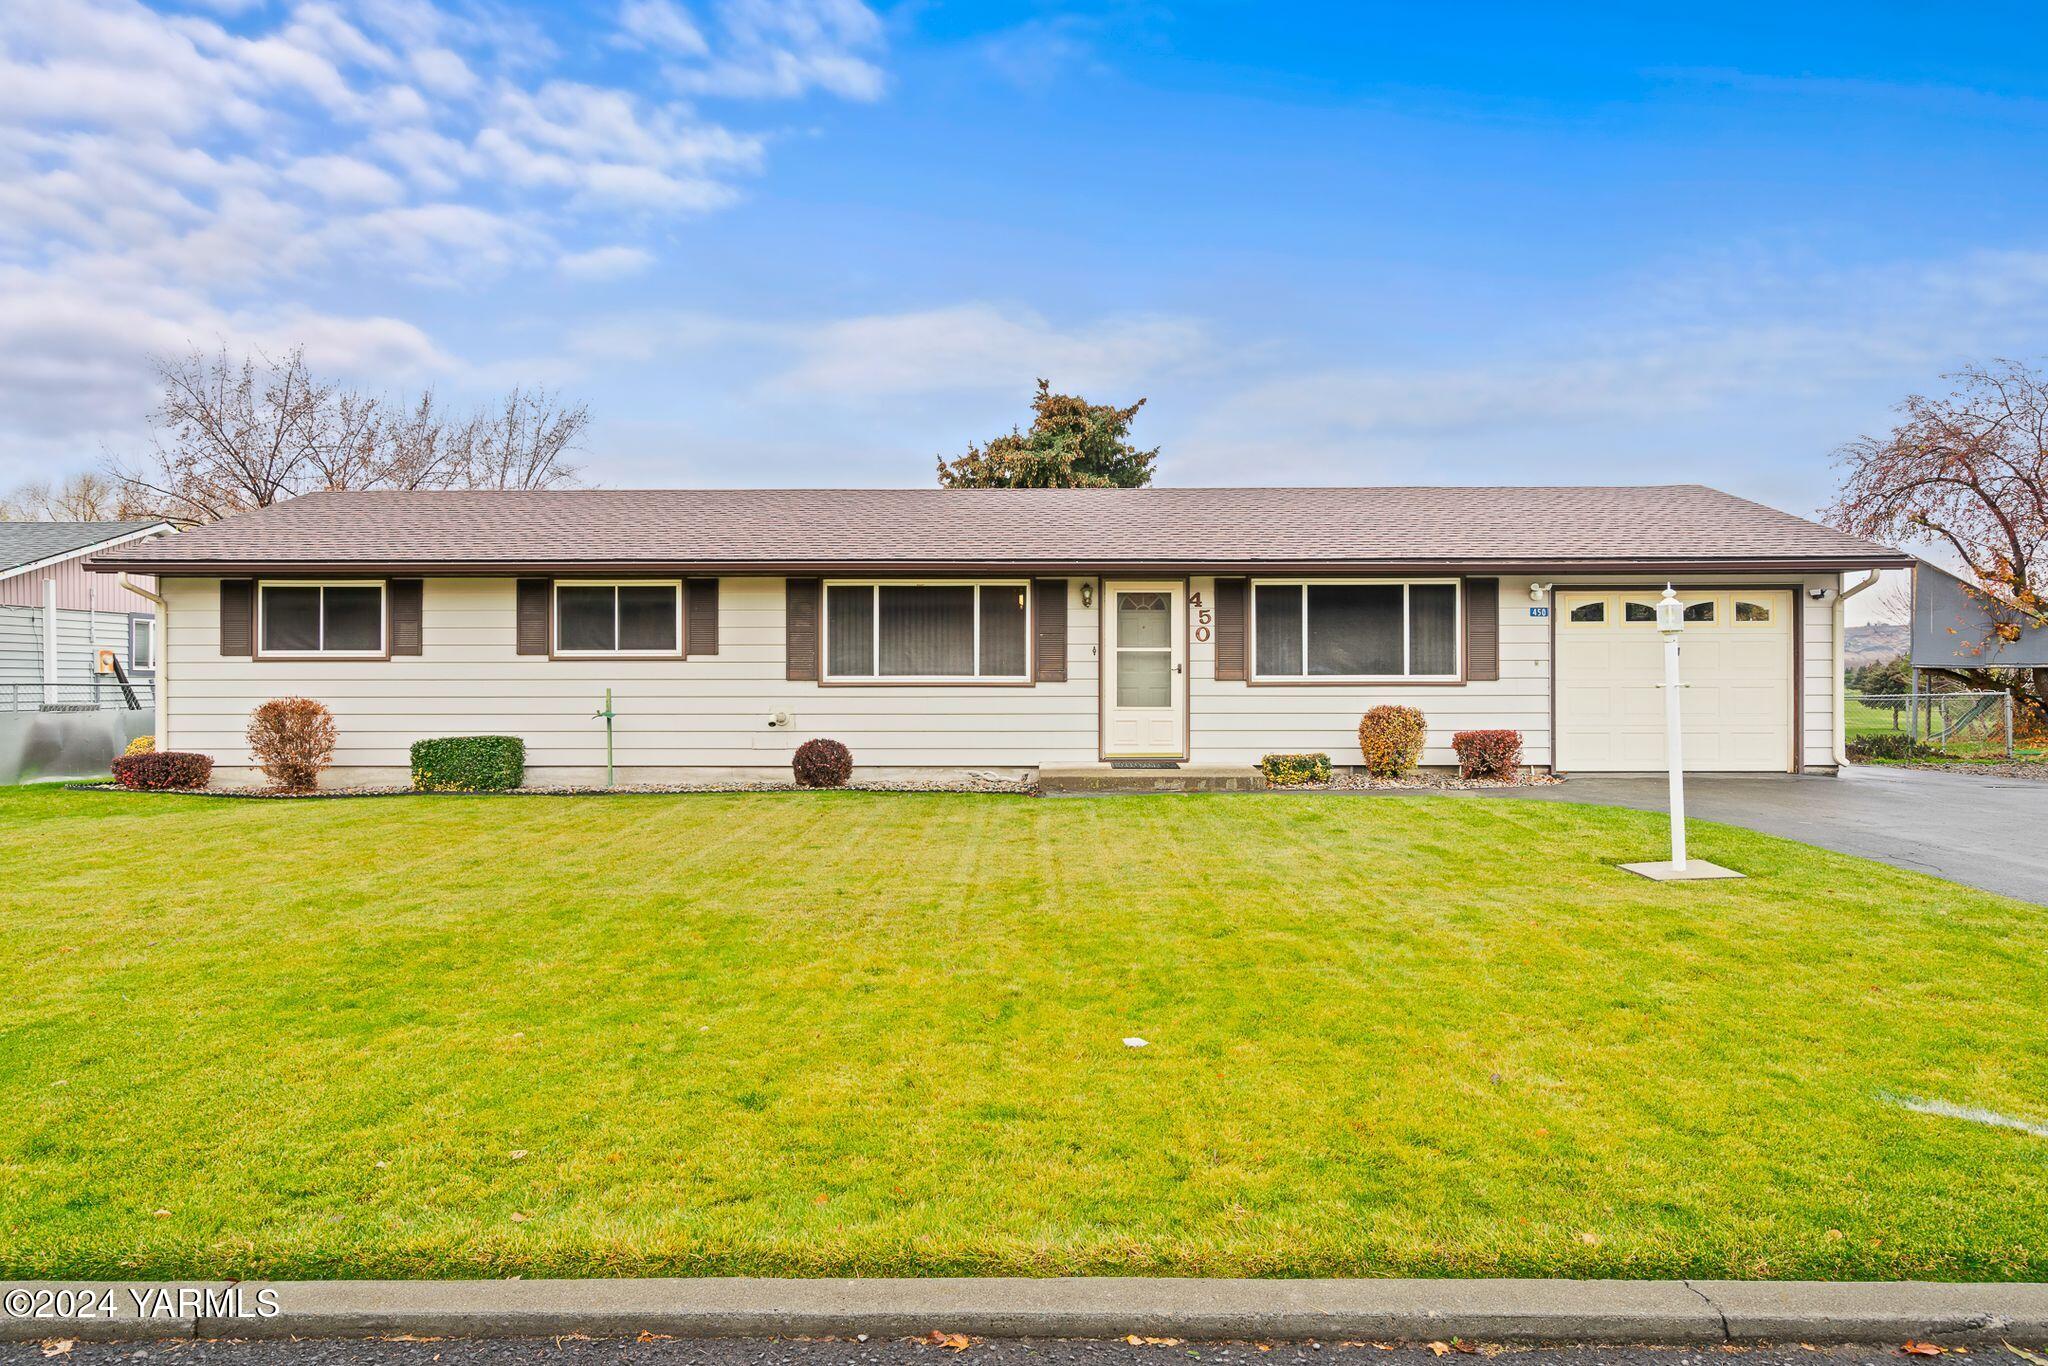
[[1834, 570, 1882, 767], [120, 574, 168, 749]]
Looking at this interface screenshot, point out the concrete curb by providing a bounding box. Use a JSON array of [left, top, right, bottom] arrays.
[[2, 1279, 2045, 1346]]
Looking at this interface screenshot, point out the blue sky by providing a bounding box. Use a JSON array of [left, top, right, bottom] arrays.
[[5, 0, 2048, 617]]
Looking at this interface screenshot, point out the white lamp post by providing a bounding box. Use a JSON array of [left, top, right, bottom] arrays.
[[1620, 584, 1744, 882], [1655, 583, 1688, 871]]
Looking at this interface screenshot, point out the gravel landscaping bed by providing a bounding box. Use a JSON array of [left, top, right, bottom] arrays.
[[1271, 769, 1564, 792], [1875, 759, 2048, 781]]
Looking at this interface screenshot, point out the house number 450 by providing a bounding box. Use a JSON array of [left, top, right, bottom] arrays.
[[1191, 590, 1212, 643]]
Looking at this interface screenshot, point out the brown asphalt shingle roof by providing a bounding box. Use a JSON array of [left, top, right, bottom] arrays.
[[87, 486, 1909, 573]]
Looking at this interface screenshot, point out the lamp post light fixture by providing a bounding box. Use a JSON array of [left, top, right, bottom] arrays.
[[1620, 584, 1745, 883]]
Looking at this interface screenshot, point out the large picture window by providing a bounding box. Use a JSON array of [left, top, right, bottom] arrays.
[[823, 581, 1030, 681], [553, 582, 681, 655], [1251, 579, 1460, 681], [258, 581, 385, 656]]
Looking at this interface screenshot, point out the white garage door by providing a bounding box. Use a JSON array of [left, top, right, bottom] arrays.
[[1556, 589, 1795, 772]]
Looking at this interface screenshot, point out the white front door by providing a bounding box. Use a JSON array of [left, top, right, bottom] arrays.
[[1102, 580, 1186, 759], [1556, 588, 1796, 772]]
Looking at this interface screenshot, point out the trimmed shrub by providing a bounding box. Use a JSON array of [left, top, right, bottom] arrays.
[[1452, 729, 1523, 780], [122, 734, 155, 757], [1259, 752, 1332, 787], [246, 697, 337, 792], [110, 751, 213, 791], [793, 737, 854, 788], [1358, 704, 1427, 778], [411, 736, 526, 792], [1847, 732, 1937, 762]]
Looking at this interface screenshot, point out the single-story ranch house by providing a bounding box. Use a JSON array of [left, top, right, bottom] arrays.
[[89, 485, 1911, 786]]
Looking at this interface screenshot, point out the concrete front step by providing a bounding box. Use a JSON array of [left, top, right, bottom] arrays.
[[1038, 764, 1266, 795]]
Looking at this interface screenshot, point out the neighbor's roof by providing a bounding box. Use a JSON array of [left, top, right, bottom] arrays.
[[86, 486, 1910, 574], [1, 519, 172, 578]]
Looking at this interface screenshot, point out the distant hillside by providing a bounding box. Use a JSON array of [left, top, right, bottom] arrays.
[[1846, 623, 1910, 668]]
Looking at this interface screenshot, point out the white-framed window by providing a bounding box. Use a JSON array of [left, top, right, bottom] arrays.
[[258, 581, 386, 657], [1250, 578, 1461, 681], [1733, 597, 1776, 624], [553, 580, 682, 656], [823, 580, 1031, 681], [128, 614, 156, 675]]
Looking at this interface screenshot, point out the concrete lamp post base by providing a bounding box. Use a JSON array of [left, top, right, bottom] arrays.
[[1620, 859, 1746, 882]]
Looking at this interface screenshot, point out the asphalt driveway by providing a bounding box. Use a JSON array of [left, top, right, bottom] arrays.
[[1473, 765, 2048, 905]]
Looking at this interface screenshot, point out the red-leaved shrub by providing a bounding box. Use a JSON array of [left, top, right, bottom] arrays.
[[1358, 705, 1427, 777], [792, 737, 853, 788], [110, 751, 214, 791], [246, 697, 338, 791], [1452, 729, 1523, 780]]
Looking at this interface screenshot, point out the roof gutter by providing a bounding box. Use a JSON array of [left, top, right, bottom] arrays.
[[87, 554, 1919, 577]]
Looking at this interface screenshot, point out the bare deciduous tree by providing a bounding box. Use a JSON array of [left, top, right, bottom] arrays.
[[89, 348, 586, 526], [1827, 359, 2048, 724], [0, 471, 157, 521]]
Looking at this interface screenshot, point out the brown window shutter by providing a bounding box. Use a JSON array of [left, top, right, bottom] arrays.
[[219, 579, 253, 656], [786, 577, 820, 680], [1464, 577, 1500, 682], [1213, 577, 1247, 680], [389, 579, 423, 656], [516, 579, 551, 656], [1033, 579, 1067, 683], [686, 578, 720, 656]]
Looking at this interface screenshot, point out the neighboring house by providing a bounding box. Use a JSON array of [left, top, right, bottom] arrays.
[[89, 486, 1909, 785], [1910, 561, 2048, 673], [2, 520, 173, 708]]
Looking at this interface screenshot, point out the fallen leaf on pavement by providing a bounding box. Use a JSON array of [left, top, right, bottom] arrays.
[[40, 1342, 74, 1358], [1126, 1337, 1183, 1347], [2002, 1346, 2048, 1366], [1904, 1344, 1945, 1357], [1427, 1344, 1451, 1357], [925, 1332, 970, 1351], [636, 1332, 672, 1343]]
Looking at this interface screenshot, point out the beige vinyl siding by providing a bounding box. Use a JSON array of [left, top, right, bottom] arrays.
[[0, 605, 149, 692], [1189, 575, 1552, 769], [160, 570, 1845, 780], [163, 576, 1102, 779]]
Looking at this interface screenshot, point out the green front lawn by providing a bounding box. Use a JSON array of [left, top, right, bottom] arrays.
[[4, 785, 2044, 1281]]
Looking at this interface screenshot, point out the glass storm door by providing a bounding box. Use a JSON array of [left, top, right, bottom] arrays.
[[1102, 581, 1186, 758]]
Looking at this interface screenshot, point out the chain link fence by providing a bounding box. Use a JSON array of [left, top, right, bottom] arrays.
[[1846, 690, 2015, 758], [0, 680, 155, 713]]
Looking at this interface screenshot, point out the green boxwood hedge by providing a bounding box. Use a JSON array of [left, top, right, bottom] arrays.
[[1258, 752, 1332, 787], [410, 735, 526, 792]]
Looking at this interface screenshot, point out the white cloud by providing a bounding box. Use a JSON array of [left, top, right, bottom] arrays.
[[1168, 247, 2048, 485], [557, 244, 655, 281], [285, 152, 407, 204], [772, 304, 1210, 396], [0, 0, 888, 456], [563, 302, 1212, 397], [652, 0, 886, 101], [619, 0, 709, 56]]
